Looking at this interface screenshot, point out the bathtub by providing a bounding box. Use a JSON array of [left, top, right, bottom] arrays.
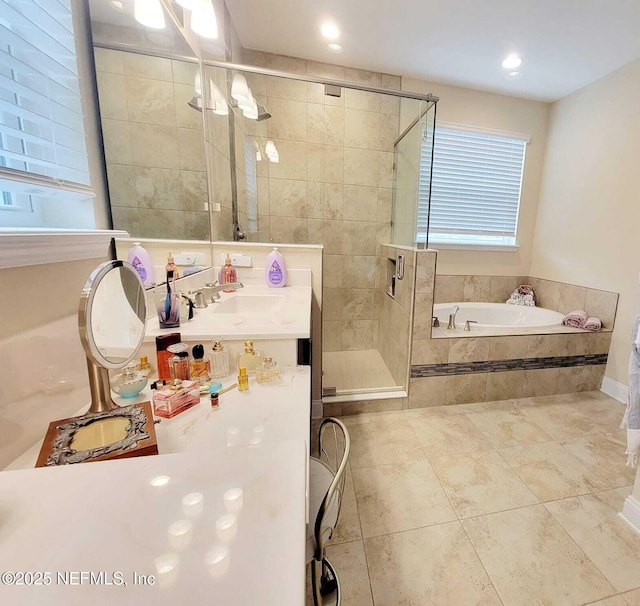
[[433, 302, 565, 329]]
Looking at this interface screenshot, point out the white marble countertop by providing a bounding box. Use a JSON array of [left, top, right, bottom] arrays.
[[0, 367, 312, 605], [145, 283, 312, 341]]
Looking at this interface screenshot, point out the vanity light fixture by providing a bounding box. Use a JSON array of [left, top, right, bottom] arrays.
[[190, 0, 218, 39], [231, 73, 251, 103], [194, 70, 202, 96], [134, 0, 166, 29], [110, 0, 124, 10], [209, 80, 228, 115], [327, 43, 343, 53], [320, 22, 340, 40], [242, 97, 259, 120], [265, 140, 279, 163], [501, 54, 522, 70]]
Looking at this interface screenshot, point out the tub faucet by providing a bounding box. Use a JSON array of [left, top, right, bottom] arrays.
[[447, 305, 460, 330]]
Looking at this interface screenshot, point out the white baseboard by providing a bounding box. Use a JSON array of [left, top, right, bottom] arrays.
[[619, 496, 640, 534], [311, 399, 323, 419], [601, 376, 628, 403]]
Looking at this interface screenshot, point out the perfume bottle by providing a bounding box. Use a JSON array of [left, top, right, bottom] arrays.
[[210, 338, 231, 379], [110, 364, 148, 398], [137, 355, 152, 377], [236, 339, 263, 373], [256, 356, 280, 383], [189, 344, 211, 383], [221, 254, 237, 292], [166, 252, 180, 280], [238, 367, 249, 391], [168, 343, 191, 381]]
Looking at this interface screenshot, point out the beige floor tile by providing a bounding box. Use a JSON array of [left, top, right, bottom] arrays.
[[430, 450, 538, 518], [545, 490, 640, 593], [561, 432, 636, 490], [324, 540, 374, 606], [352, 459, 456, 538], [467, 408, 554, 448], [500, 441, 607, 501], [617, 486, 634, 498], [589, 597, 631, 606], [328, 468, 362, 545], [343, 414, 425, 469], [408, 412, 492, 457], [462, 504, 615, 606], [622, 588, 640, 605], [365, 522, 502, 606], [322, 349, 397, 392]]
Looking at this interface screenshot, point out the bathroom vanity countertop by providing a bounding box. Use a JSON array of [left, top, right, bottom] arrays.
[[1, 367, 311, 605], [144, 284, 312, 341]]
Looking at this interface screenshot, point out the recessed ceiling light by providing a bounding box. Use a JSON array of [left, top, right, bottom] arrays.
[[502, 54, 522, 70], [504, 71, 522, 81], [321, 22, 340, 40], [110, 0, 124, 10], [327, 43, 343, 54]]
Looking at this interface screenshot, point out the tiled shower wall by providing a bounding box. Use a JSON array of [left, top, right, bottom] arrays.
[[238, 50, 402, 352], [95, 49, 209, 240]]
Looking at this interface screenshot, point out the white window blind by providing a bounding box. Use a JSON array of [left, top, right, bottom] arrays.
[[0, 0, 95, 229], [418, 124, 527, 247]]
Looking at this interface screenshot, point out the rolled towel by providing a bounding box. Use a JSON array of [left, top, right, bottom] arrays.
[[562, 309, 588, 328], [506, 284, 536, 307], [584, 317, 602, 331]]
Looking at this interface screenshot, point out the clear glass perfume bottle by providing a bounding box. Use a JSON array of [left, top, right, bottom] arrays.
[[189, 344, 211, 384], [236, 339, 263, 373], [210, 338, 231, 379], [137, 355, 152, 377], [167, 343, 191, 381], [256, 356, 280, 383]]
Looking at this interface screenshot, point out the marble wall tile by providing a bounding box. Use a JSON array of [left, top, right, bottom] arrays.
[[111, 206, 140, 235], [323, 255, 342, 288], [343, 185, 378, 221], [445, 373, 488, 405], [306, 142, 324, 183], [343, 255, 377, 288], [268, 179, 308, 217], [522, 368, 560, 397], [102, 119, 133, 165], [263, 53, 307, 74], [306, 103, 324, 144], [344, 88, 380, 112], [130, 123, 180, 169], [96, 72, 128, 120], [267, 97, 307, 142], [590, 364, 606, 391], [434, 275, 464, 303], [183, 211, 209, 240], [178, 127, 206, 172], [324, 106, 345, 146], [135, 167, 182, 210], [585, 288, 619, 329], [376, 188, 392, 223], [307, 181, 323, 217], [488, 336, 529, 360], [171, 60, 198, 86], [377, 151, 394, 188], [341, 320, 374, 350], [137, 208, 184, 239], [416, 251, 437, 294], [106, 164, 137, 207], [526, 334, 567, 358], [412, 293, 434, 340], [174, 83, 204, 129], [341, 398, 406, 415], [486, 370, 524, 401], [306, 60, 346, 81], [565, 333, 598, 356], [411, 338, 450, 365], [381, 74, 401, 90], [265, 75, 306, 101], [324, 144, 344, 184], [558, 283, 588, 315], [545, 490, 640, 593], [322, 401, 343, 417], [306, 218, 323, 244], [380, 93, 400, 116], [344, 109, 380, 150], [408, 376, 446, 408], [448, 337, 491, 363], [343, 148, 379, 187], [531, 277, 561, 311], [379, 112, 399, 151], [365, 523, 502, 606], [322, 183, 344, 220], [342, 288, 375, 320], [125, 76, 176, 125], [265, 139, 307, 180], [342, 222, 378, 255], [94, 48, 123, 74], [319, 220, 342, 254], [464, 275, 492, 302], [595, 332, 613, 355], [353, 459, 456, 538], [122, 53, 172, 80], [322, 320, 342, 351], [462, 505, 615, 605], [489, 275, 522, 303], [323, 288, 343, 321], [344, 68, 382, 87], [430, 450, 538, 518]]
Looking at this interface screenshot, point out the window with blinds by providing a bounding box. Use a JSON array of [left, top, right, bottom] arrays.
[[0, 0, 95, 229], [418, 123, 528, 247]]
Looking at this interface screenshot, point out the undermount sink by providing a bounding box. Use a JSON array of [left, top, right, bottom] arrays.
[[213, 294, 285, 314]]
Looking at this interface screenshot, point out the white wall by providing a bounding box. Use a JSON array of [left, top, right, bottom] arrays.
[[401, 77, 550, 277], [530, 59, 640, 387]]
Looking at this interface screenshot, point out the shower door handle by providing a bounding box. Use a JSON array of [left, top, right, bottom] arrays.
[[396, 254, 405, 280]]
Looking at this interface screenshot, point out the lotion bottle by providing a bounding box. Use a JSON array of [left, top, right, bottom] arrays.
[[127, 242, 155, 287], [265, 247, 286, 287]]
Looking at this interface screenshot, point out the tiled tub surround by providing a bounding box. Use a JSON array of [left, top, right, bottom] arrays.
[[409, 258, 618, 409]]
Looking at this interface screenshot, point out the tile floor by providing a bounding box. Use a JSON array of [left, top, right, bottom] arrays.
[[308, 390, 640, 606]]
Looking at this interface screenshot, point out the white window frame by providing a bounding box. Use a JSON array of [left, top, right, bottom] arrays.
[[418, 122, 529, 251]]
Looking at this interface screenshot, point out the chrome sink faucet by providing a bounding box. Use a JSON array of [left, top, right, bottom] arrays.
[[447, 305, 460, 329], [204, 281, 244, 302]]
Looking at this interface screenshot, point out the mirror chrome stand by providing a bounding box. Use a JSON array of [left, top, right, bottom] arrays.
[[86, 358, 119, 414]]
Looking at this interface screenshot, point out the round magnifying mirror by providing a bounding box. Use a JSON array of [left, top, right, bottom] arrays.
[[79, 260, 146, 414]]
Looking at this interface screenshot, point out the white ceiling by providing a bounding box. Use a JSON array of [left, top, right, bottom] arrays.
[[225, 0, 640, 102]]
